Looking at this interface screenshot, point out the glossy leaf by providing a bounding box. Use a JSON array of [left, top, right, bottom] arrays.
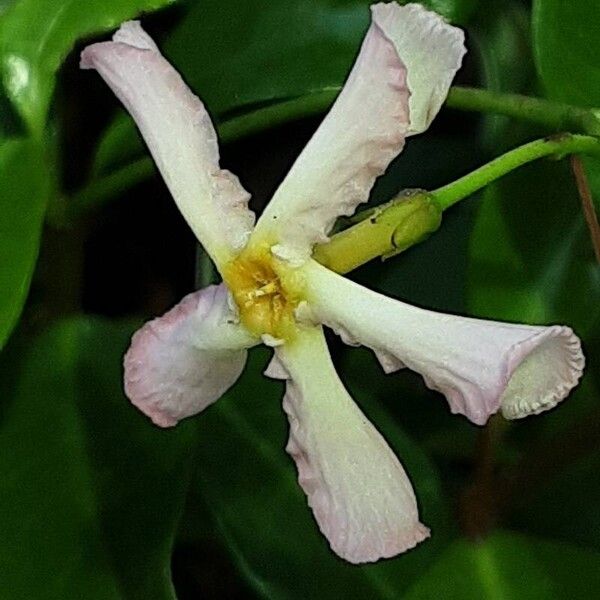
[[166, 0, 474, 119], [193, 347, 452, 599], [166, 0, 363, 119], [0, 138, 50, 349], [0, 0, 175, 134], [0, 317, 196, 598], [404, 531, 600, 599], [533, 0, 600, 107]]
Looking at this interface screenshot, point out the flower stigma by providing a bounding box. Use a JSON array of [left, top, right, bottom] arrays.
[[223, 243, 306, 341]]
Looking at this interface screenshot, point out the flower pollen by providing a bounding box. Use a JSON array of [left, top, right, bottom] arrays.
[[223, 244, 304, 341]]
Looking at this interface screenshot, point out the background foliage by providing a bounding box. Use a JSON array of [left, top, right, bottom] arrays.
[[0, 0, 599, 598]]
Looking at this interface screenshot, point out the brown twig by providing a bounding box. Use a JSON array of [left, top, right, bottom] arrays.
[[459, 415, 505, 539], [571, 155, 600, 264]]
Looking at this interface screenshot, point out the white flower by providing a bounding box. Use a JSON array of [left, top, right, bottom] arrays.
[[81, 3, 584, 564]]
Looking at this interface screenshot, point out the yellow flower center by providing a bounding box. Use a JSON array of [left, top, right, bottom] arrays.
[[223, 244, 305, 341]]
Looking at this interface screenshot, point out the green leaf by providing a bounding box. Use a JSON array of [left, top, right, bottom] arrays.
[[0, 138, 50, 349], [0, 0, 175, 135], [166, 0, 474, 119], [192, 347, 452, 599], [166, 0, 363, 118], [470, 2, 533, 147], [533, 0, 600, 107], [404, 530, 600, 599], [473, 3, 532, 96], [0, 317, 196, 598]]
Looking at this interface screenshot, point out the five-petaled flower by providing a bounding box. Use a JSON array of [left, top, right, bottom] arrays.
[[82, 3, 585, 564]]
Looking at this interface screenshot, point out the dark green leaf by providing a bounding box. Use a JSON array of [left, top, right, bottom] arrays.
[[166, 0, 364, 118], [533, 0, 600, 107], [404, 530, 600, 599], [0, 317, 196, 598], [473, 2, 532, 97], [470, 2, 533, 147], [166, 0, 474, 119], [0, 138, 50, 349], [0, 0, 175, 134], [193, 347, 452, 599]]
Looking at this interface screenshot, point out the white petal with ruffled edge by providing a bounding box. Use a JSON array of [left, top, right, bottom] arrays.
[[376, 2, 466, 135], [302, 261, 584, 425], [81, 21, 255, 267], [252, 3, 411, 261], [267, 326, 429, 563], [251, 2, 464, 264], [124, 284, 257, 427]]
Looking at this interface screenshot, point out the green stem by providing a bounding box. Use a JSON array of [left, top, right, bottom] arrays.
[[432, 133, 600, 210], [446, 87, 600, 136], [70, 86, 600, 217]]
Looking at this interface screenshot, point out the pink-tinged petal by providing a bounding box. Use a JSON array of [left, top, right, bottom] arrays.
[[374, 2, 466, 135], [81, 21, 255, 267], [124, 284, 257, 427], [303, 261, 584, 425], [252, 3, 465, 263], [252, 5, 410, 263], [268, 327, 429, 563]]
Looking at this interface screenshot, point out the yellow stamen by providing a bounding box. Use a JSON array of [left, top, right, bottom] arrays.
[[223, 243, 305, 341]]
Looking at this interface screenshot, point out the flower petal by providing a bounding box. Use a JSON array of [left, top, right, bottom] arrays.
[[124, 284, 257, 427], [252, 2, 465, 263], [303, 261, 584, 425], [376, 2, 466, 135], [268, 326, 429, 563], [81, 21, 255, 267]]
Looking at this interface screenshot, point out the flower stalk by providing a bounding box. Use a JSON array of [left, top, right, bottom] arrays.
[[316, 133, 600, 273], [432, 133, 600, 210]]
